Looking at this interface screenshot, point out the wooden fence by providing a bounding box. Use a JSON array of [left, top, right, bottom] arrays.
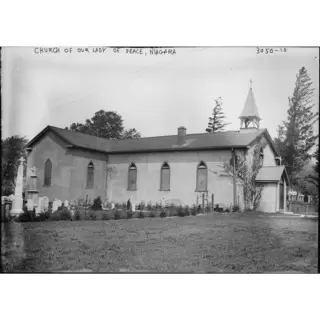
[[287, 200, 318, 214]]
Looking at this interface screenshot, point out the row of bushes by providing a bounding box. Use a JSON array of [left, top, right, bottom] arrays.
[[44, 203, 241, 222], [11, 198, 241, 222]]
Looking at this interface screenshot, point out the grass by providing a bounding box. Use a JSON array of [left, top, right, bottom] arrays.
[[1, 212, 318, 273]]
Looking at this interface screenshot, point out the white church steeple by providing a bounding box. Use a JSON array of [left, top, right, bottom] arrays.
[[239, 80, 261, 130]]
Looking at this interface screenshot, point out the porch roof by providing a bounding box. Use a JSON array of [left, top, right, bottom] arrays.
[[255, 166, 290, 186]]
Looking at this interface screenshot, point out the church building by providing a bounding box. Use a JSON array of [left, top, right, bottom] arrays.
[[24, 86, 290, 213]]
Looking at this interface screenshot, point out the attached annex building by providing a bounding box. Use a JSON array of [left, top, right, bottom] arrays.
[[25, 87, 289, 213]]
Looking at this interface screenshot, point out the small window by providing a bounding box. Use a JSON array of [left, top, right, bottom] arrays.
[[44, 159, 52, 186], [87, 161, 94, 189], [196, 161, 207, 192], [128, 163, 137, 190], [160, 162, 170, 191]]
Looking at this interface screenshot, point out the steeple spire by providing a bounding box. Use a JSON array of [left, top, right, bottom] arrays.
[[239, 80, 261, 130]]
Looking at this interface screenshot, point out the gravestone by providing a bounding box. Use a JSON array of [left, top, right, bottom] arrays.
[[35, 205, 41, 216], [10, 157, 25, 216], [27, 199, 34, 212], [132, 204, 136, 212], [38, 197, 44, 211], [64, 200, 69, 207], [42, 196, 49, 213], [52, 199, 62, 212], [111, 202, 115, 209], [160, 197, 165, 208]]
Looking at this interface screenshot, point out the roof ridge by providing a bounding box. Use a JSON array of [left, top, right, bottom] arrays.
[[48, 126, 247, 142]]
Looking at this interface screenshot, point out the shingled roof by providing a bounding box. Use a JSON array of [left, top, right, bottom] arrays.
[[239, 87, 261, 120], [25, 125, 276, 154]]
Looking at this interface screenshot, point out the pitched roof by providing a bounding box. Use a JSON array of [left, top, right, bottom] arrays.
[[239, 88, 261, 120], [256, 166, 290, 185], [26, 125, 269, 154]]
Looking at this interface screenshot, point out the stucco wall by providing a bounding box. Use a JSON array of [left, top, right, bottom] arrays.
[[107, 150, 239, 207], [257, 183, 277, 213], [27, 132, 108, 203], [27, 132, 248, 207], [246, 135, 276, 167], [262, 142, 276, 166]]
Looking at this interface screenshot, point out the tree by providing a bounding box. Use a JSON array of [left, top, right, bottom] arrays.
[[206, 97, 230, 133], [66, 110, 141, 140], [223, 138, 266, 211], [274, 67, 318, 188], [1, 135, 28, 196], [307, 144, 319, 188]]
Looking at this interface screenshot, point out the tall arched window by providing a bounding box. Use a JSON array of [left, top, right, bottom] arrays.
[[259, 148, 264, 167], [44, 159, 52, 186], [160, 162, 170, 191], [196, 161, 207, 192], [128, 163, 137, 190], [86, 161, 94, 189]]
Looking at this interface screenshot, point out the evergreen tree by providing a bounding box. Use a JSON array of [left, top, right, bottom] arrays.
[[307, 144, 319, 188], [274, 67, 318, 187], [206, 97, 230, 133]]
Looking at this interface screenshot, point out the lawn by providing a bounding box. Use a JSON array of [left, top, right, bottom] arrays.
[[1, 212, 318, 273]]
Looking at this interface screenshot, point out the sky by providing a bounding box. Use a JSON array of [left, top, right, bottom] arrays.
[[2, 46, 319, 141]]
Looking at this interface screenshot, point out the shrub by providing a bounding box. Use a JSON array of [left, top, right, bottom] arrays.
[[17, 211, 35, 222], [169, 205, 178, 216], [197, 205, 202, 213], [101, 212, 110, 220], [177, 206, 185, 217], [44, 208, 52, 219], [74, 209, 81, 220], [48, 207, 72, 221], [232, 205, 240, 212], [147, 201, 152, 211], [91, 196, 102, 211], [206, 202, 212, 213], [184, 205, 190, 216], [138, 210, 145, 219], [160, 210, 166, 218], [127, 210, 133, 219], [59, 207, 73, 220], [137, 201, 145, 210], [149, 209, 156, 218], [89, 210, 97, 220], [191, 205, 197, 216], [114, 210, 122, 220]]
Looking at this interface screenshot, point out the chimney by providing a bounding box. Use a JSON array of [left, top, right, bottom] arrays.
[[177, 126, 186, 145]]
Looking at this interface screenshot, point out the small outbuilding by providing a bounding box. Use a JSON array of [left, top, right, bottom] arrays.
[[255, 166, 290, 213]]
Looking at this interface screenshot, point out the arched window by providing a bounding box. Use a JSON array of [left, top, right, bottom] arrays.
[[196, 161, 207, 192], [259, 148, 264, 167], [128, 163, 137, 190], [160, 162, 170, 191], [44, 159, 52, 186], [86, 161, 94, 189]]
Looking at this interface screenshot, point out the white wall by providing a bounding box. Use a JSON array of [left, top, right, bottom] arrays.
[[257, 183, 277, 213]]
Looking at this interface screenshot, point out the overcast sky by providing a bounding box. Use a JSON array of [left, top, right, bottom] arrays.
[[2, 47, 319, 141]]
